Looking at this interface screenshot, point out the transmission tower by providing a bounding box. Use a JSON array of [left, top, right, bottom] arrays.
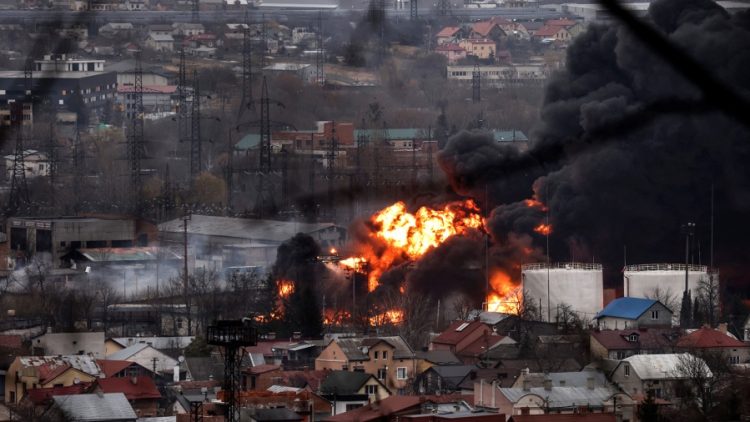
[[72, 118, 85, 213], [192, 0, 199, 23], [206, 320, 256, 422], [127, 51, 145, 209], [436, 0, 450, 16], [178, 48, 190, 152], [410, 0, 418, 20], [315, 12, 325, 87], [190, 69, 202, 181], [326, 122, 338, 219], [239, 25, 254, 118], [472, 64, 481, 104], [7, 102, 29, 214], [260, 15, 268, 68]]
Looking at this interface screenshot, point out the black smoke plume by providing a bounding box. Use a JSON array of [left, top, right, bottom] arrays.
[[439, 0, 750, 289]]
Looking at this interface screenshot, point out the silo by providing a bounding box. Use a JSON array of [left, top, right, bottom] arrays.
[[522, 262, 603, 322], [623, 264, 712, 315]]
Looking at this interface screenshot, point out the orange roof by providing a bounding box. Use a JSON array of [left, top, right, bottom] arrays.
[[471, 21, 500, 37], [436, 26, 461, 38], [432, 321, 487, 346], [534, 25, 565, 37], [96, 376, 161, 400], [97, 360, 134, 378], [676, 327, 746, 348]]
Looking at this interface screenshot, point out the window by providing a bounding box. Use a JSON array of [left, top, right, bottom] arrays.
[[651, 310, 659, 320], [624, 365, 630, 377], [365, 385, 377, 395], [729, 355, 740, 364], [377, 368, 386, 380], [397, 367, 407, 380], [374, 351, 379, 359], [382, 351, 388, 360]]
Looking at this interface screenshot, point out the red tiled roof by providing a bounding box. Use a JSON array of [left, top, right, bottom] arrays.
[[273, 370, 328, 391], [457, 335, 507, 358], [323, 394, 473, 422], [534, 25, 566, 37], [0, 334, 23, 350], [510, 414, 616, 422], [97, 359, 134, 378], [96, 376, 161, 400], [590, 329, 677, 351], [26, 383, 91, 405], [436, 26, 461, 38], [471, 21, 500, 37], [37, 362, 72, 384], [432, 321, 487, 346], [676, 327, 746, 349]]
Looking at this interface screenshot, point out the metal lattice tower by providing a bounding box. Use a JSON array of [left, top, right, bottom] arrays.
[[315, 12, 325, 87], [190, 69, 202, 180], [436, 0, 450, 16], [472, 64, 481, 104], [280, 147, 289, 209], [178, 48, 190, 150], [326, 122, 337, 218], [225, 140, 235, 214], [8, 102, 29, 214], [206, 320, 256, 422], [260, 15, 268, 68], [127, 51, 145, 207], [239, 25, 254, 117], [410, 0, 418, 20], [255, 76, 275, 217]]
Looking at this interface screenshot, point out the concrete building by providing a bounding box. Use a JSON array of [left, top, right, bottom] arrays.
[[676, 325, 750, 365], [32, 331, 106, 359], [446, 64, 548, 85], [34, 54, 104, 73], [145, 33, 175, 52], [7, 216, 139, 268], [459, 38, 497, 60], [594, 297, 672, 329], [3, 149, 49, 180], [263, 63, 316, 84], [610, 353, 711, 400]]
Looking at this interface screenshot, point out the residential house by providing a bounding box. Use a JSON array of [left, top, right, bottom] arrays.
[[185, 356, 225, 382], [97, 360, 155, 379], [263, 63, 316, 84], [610, 353, 711, 400], [184, 33, 220, 48], [148, 24, 173, 37], [118, 85, 178, 116], [5, 355, 103, 404], [314, 336, 416, 395], [93, 376, 161, 417], [32, 331, 106, 359], [98, 22, 134, 37], [248, 408, 304, 422], [414, 365, 476, 395], [415, 350, 462, 374], [244, 364, 282, 390], [476, 381, 634, 421], [532, 25, 572, 42], [4, 149, 49, 179], [319, 371, 390, 414], [225, 23, 250, 41], [107, 336, 195, 355], [24, 383, 93, 409], [51, 392, 137, 421], [435, 44, 467, 64], [469, 21, 506, 42], [544, 19, 585, 37], [172, 22, 205, 37], [589, 328, 678, 360], [510, 369, 609, 389], [431, 320, 492, 355], [459, 39, 496, 61], [675, 325, 750, 364], [435, 26, 462, 45], [145, 33, 175, 52], [456, 334, 515, 364], [322, 395, 477, 422], [594, 297, 672, 330], [234, 390, 332, 422], [105, 343, 179, 374]]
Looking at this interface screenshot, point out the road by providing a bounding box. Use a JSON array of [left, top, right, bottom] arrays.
[[0, 7, 567, 24]]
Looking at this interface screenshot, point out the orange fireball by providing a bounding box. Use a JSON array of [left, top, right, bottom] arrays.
[[534, 223, 552, 235], [277, 279, 295, 298], [486, 270, 521, 314]]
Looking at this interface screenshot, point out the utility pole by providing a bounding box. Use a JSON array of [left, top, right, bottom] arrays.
[[127, 51, 145, 212], [315, 12, 325, 87], [260, 15, 268, 68], [377, 0, 387, 63]]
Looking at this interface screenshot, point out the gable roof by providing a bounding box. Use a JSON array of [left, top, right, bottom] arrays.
[[97, 360, 138, 378], [457, 335, 508, 358], [323, 394, 471, 422], [436, 26, 461, 38], [333, 336, 414, 361], [471, 21, 503, 37], [676, 326, 747, 349], [545, 18, 579, 28], [426, 365, 477, 387], [432, 320, 488, 346], [320, 370, 379, 395], [19, 355, 103, 379], [617, 353, 712, 380], [591, 328, 677, 350], [53, 392, 137, 421], [106, 343, 151, 360], [533, 25, 567, 37], [498, 386, 618, 408], [26, 383, 92, 405], [415, 350, 462, 365], [595, 297, 661, 320], [513, 371, 608, 389], [96, 376, 161, 400]]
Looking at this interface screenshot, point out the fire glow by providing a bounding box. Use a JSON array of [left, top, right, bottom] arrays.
[[277, 279, 295, 298], [363, 199, 485, 291], [486, 270, 522, 314], [534, 223, 552, 235], [369, 309, 405, 326]]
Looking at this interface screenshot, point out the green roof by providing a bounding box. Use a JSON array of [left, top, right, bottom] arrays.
[[236, 133, 261, 150], [492, 130, 528, 142]]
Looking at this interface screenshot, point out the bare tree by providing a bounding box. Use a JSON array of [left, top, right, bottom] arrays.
[[673, 353, 717, 415], [645, 285, 679, 315], [694, 275, 720, 327]]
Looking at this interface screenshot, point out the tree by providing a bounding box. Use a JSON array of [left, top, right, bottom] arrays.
[[189, 172, 227, 206], [645, 285, 679, 316], [638, 390, 660, 422], [694, 275, 719, 327], [673, 353, 716, 415]]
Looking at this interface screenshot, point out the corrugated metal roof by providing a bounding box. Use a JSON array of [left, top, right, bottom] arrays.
[[595, 297, 657, 320], [106, 343, 150, 361], [499, 386, 617, 408], [53, 392, 137, 421], [19, 355, 103, 378], [620, 353, 712, 380]]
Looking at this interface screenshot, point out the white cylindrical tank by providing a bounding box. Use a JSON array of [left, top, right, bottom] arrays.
[[623, 263, 712, 313], [522, 262, 603, 323]]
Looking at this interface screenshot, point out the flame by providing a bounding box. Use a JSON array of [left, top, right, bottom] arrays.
[[369, 309, 405, 326], [277, 279, 295, 299], [525, 198, 548, 211], [486, 270, 521, 314], [340, 256, 367, 272], [364, 200, 484, 291], [324, 309, 351, 325], [534, 223, 552, 235]]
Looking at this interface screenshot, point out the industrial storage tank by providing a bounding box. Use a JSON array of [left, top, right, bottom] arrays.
[[623, 263, 712, 310], [522, 262, 603, 322]]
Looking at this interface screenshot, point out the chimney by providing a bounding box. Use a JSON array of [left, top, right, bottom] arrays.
[[543, 379, 552, 391], [718, 323, 728, 333], [586, 377, 594, 390]]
